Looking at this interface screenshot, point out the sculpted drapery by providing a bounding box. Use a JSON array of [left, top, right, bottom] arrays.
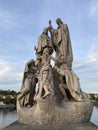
[[49, 19, 73, 69], [35, 28, 53, 67], [18, 59, 37, 107], [18, 18, 88, 106], [17, 19, 92, 126], [49, 18, 85, 101]]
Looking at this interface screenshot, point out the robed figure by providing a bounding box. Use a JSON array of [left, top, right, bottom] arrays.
[[49, 18, 73, 69], [18, 59, 37, 107], [49, 18, 87, 101]]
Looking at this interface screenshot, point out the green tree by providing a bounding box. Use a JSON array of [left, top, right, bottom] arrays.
[[90, 94, 95, 100], [95, 97, 98, 101]]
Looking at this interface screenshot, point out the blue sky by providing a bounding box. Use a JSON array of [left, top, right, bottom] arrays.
[[0, 0, 98, 93]]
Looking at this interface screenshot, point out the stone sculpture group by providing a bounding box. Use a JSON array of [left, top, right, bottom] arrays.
[[17, 18, 93, 125]]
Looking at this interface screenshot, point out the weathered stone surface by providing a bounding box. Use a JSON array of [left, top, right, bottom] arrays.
[[17, 97, 93, 125], [17, 18, 93, 127], [2, 121, 98, 130]]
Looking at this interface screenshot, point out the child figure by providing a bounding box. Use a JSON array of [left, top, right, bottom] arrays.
[[35, 47, 57, 100]]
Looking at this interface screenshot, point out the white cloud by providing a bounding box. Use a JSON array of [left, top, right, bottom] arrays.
[[87, 41, 98, 62], [73, 59, 98, 93], [0, 9, 13, 28], [73, 37, 98, 69], [0, 8, 20, 29], [0, 60, 23, 91], [89, 0, 98, 16], [73, 38, 98, 93], [73, 59, 97, 70]]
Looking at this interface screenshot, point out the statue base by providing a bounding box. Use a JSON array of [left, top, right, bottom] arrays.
[[17, 97, 93, 126]]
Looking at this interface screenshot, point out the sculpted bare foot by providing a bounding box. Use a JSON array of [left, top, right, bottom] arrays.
[[42, 92, 50, 99]]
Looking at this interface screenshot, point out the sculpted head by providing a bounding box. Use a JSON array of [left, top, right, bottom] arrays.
[[42, 27, 48, 35], [28, 59, 35, 66], [43, 48, 49, 56], [56, 18, 63, 26]]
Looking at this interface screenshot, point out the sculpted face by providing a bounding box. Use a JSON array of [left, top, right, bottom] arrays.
[[43, 28, 48, 35], [43, 48, 49, 55], [56, 18, 61, 26]]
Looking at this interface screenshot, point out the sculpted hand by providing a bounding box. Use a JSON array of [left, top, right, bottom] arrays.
[[48, 19, 52, 32]]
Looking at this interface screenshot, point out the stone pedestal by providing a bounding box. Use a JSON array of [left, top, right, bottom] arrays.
[[17, 97, 93, 126]]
